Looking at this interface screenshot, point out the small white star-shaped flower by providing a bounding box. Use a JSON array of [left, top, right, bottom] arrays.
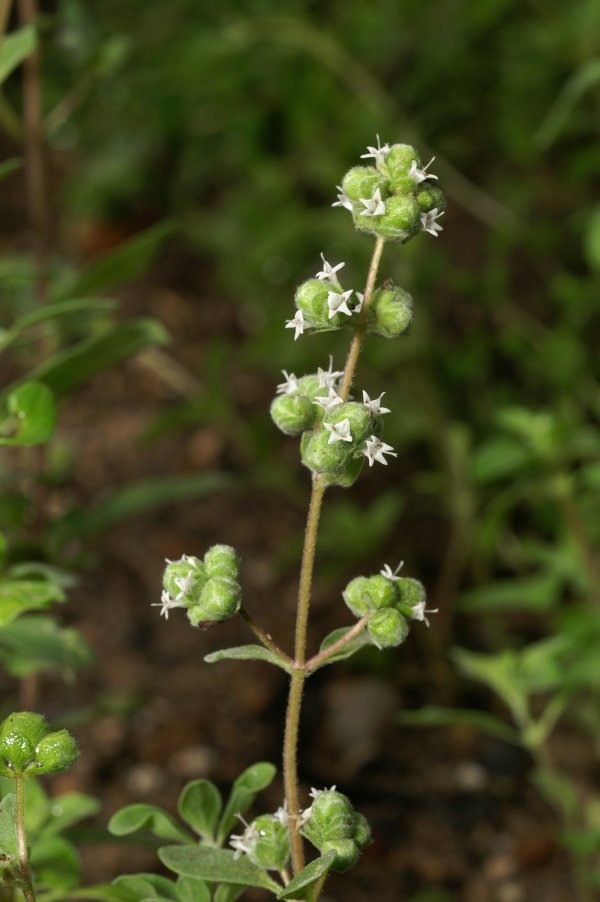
[[408, 157, 438, 183], [360, 135, 391, 167], [285, 309, 308, 340], [174, 570, 196, 600], [363, 435, 398, 466], [316, 253, 345, 286], [362, 390, 391, 416], [324, 419, 352, 444], [332, 185, 353, 211], [273, 803, 288, 826], [380, 561, 404, 581], [230, 819, 260, 860], [276, 370, 299, 395], [327, 289, 354, 319], [317, 356, 343, 390], [151, 590, 187, 620], [359, 188, 386, 217], [411, 600, 439, 628], [314, 388, 344, 413], [420, 208, 444, 237], [352, 292, 364, 314]]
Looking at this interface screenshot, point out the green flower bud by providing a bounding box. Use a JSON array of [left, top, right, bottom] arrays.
[[204, 545, 240, 579], [270, 393, 316, 436], [343, 576, 371, 617], [383, 143, 420, 192], [417, 185, 447, 214], [321, 838, 360, 872], [374, 195, 421, 242], [326, 402, 373, 445], [302, 789, 355, 847], [33, 729, 79, 774], [188, 576, 241, 625], [163, 556, 207, 604], [295, 280, 347, 331], [396, 577, 426, 617], [363, 574, 398, 610], [368, 608, 409, 649], [0, 712, 49, 774], [341, 166, 385, 202], [369, 286, 413, 338], [301, 429, 353, 477], [353, 812, 372, 849], [246, 815, 290, 871]]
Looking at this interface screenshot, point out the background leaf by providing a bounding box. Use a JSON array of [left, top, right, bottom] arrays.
[[108, 805, 193, 844], [0, 26, 36, 84], [159, 845, 280, 893], [177, 780, 222, 843], [0, 382, 57, 446], [217, 762, 276, 844]]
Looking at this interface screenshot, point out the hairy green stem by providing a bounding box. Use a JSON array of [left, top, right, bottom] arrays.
[[239, 605, 293, 666], [283, 236, 386, 876], [305, 615, 369, 672], [15, 774, 36, 902]]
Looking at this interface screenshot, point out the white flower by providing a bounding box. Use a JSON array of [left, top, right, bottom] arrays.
[[324, 419, 352, 444], [276, 370, 299, 395], [317, 356, 343, 390], [151, 589, 187, 620], [362, 390, 391, 416], [316, 253, 345, 286], [408, 156, 438, 183], [273, 803, 288, 826], [327, 289, 354, 319], [359, 188, 386, 217], [411, 600, 439, 628], [314, 388, 344, 413], [380, 561, 404, 581], [229, 819, 260, 860], [353, 292, 364, 314], [420, 208, 444, 237], [363, 435, 398, 466], [332, 185, 353, 211], [360, 135, 391, 166], [285, 309, 308, 340], [174, 570, 196, 601]]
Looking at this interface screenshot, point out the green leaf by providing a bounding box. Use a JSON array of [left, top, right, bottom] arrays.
[[0, 26, 36, 84], [398, 705, 519, 744], [24, 319, 168, 398], [0, 158, 22, 181], [533, 767, 579, 819], [0, 382, 57, 446], [158, 845, 280, 893], [30, 834, 80, 890], [108, 805, 193, 844], [0, 615, 93, 678], [277, 851, 336, 900], [312, 626, 372, 669], [0, 298, 117, 352], [175, 876, 211, 902], [0, 794, 18, 860], [38, 791, 100, 836], [452, 648, 528, 723], [51, 221, 176, 301], [205, 644, 289, 672], [471, 438, 531, 483], [177, 780, 222, 842], [74, 885, 139, 902], [213, 885, 245, 902], [217, 762, 276, 844], [115, 874, 179, 900], [459, 573, 560, 614], [49, 473, 232, 549], [0, 578, 65, 629]]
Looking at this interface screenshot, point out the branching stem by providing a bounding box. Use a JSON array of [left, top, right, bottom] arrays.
[[239, 605, 293, 666]]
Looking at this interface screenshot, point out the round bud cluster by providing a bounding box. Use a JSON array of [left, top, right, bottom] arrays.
[[300, 401, 383, 488], [367, 284, 413, 338], [0, 712, 79, 777], [300, 788, 371, 873], [337, 140, 446, 244], [230, 807, 290, 872], [270, 373, 328, 436], [161, 546, 242, 626], [343, 570, 430, 648]]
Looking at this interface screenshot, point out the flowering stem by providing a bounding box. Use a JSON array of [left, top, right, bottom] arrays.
[[305, 615, 369, 673], [239, 605, 293, 667], [283, 236, 386, 876], [15, 773, 36, 902]]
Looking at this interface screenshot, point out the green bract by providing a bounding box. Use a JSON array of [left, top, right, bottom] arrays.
[[188, 576, 242, 625], [396, 576, 427, 616], [368, 286, 413, 338], [417, 184, 446, 214], [375, 195, 421, 242], [368, 608, 409, 649], [341, 166, 385, 202], [270, 393, 316, 436], [32, 729, 79, 774], [294, 279, 349, 331], [0, 712, 79, 776], [204, 544, 240, 580]]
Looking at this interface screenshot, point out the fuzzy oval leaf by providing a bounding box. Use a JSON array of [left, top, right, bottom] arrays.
[[177, 780, 222, 841], [205, 645, 289, 672], [115, 874, 179, 900], [0, 793, 18, 859], [108, 805, 193, 844], [175, 876, 211, 902], [0, 26, 36, 84], [0, 578, 65, 628], [0, 382, 56, 446], [277, 851, 336, 900], [313, 626, 372, 669], [0, 614, 93, 678], [398, 706, 519, 744], [0, 298, 117, 352], [158, 846, 280, 893], [217, 762, 276, 843]]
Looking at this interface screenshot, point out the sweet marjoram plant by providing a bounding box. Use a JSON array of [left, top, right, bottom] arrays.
[[0, 139, 445, 902]]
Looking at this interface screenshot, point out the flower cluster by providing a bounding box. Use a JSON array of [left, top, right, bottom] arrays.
[[343, 564, 437, 648], [299, 787, 371, 872], [229, 805, 290, 871], [0, 712, 79, 776], [333, 137, 446, 243], [155, 545, 242, 625], [285, 258, 363, 341]]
